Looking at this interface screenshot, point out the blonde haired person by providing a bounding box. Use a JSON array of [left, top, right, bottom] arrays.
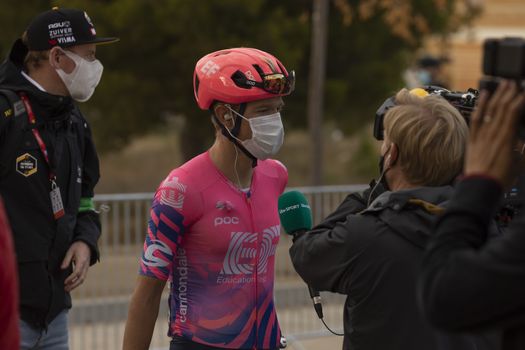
[[382, 88, 467, 188], [290, 89, 498, 350]]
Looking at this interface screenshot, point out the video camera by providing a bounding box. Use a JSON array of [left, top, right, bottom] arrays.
[[480, 37, 525, 93], [374, 37, 525, 141], [480, 37, 525, 139], [373, 86, 478, 141]]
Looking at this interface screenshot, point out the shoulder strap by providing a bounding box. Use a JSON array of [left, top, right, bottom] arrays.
[[0, 88, 27, 118], [0, 89, 29, 178]]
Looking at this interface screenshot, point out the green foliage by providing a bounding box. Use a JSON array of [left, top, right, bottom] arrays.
[[66, 0, 309, 155], [0, 0, 477, 161], [350, 133, 379, 182], [322, 0, 474, 135]]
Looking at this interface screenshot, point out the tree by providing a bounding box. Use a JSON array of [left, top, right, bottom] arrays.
[[323, 0, 482, 133], [0, 0, 480, 164], [62, 0, 309, 157]]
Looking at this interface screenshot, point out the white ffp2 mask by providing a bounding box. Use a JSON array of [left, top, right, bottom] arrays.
[[56, 49, 103, 102]]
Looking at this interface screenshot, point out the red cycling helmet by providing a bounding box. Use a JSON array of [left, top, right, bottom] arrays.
[[193, 47, 295, 110]]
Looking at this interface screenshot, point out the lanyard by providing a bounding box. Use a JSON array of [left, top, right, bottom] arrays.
[[18, 92, 65, 220], [19, 92, 56, 182]]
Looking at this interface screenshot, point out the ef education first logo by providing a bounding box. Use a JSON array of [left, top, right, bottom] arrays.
[[220, 225, 280, 278]]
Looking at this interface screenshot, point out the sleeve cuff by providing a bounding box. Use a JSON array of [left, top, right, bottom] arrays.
[[459, 173, 504, 191], [72, 237, 100, 265]]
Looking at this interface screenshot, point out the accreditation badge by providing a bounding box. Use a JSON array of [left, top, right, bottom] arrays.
[[50, 185, 65, 220]]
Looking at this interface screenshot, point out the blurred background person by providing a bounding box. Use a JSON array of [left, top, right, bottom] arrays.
[[404, 54, 450, 89], [417, 55, 450, 88], [289, 89, 498, 350], [419, 81, 525, 349], [123, 48, 295, 350]]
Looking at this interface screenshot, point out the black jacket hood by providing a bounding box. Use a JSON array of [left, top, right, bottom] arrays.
[[363, 186, 454, 249]]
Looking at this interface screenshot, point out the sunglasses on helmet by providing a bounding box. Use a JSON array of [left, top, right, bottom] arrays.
[[232, 70, 295, 95]]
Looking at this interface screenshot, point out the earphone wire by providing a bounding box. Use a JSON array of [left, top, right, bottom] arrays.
[[223, 105, 246, 189], [368, 147, 391, 207], [367, 169, 387, 207], [233, 145, 243, 190]]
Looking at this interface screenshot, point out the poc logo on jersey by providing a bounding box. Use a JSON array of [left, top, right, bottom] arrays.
[[214, 216, 239, 226]]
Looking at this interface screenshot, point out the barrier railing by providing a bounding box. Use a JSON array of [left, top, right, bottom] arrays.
[[69, 185, 366, 349]]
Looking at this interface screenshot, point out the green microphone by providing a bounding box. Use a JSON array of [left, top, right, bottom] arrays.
[[278, 191, 324, 319], [278, 190, 313, 235]]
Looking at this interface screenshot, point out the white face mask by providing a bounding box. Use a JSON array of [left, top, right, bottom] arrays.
[[55, 49, 104, 102], [227, 108, 285, 160]]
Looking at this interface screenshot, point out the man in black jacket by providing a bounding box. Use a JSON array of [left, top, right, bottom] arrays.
[[0, 7, 117, 350], [419, 81, 525, 349], [290, 89, 498, 350]]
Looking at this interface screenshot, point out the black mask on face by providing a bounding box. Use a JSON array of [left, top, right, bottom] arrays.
[[378, 146, 391, 191], [378, 154, 386, 175]]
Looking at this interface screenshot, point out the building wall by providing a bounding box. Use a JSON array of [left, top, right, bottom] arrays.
[[439, 0, 525, 90]]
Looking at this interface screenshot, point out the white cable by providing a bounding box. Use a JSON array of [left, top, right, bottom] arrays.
[[367, 170, 386, 207], [233, 145, 242, 189]]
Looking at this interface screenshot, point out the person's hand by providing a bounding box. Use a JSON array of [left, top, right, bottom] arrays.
[[61, 241, 91, 292], [465, 80, 525, 188]]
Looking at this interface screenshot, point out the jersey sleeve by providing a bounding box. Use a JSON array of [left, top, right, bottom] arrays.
[[139, 169, 201, 280]]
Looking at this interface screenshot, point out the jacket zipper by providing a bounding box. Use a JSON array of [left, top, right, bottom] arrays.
[[250, 194, 259, 349], [243, 184, 260, 349], [212, 155, 261, 348]]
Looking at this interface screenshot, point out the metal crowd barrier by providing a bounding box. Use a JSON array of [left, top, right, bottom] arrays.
[[69, 185, 366, 350]]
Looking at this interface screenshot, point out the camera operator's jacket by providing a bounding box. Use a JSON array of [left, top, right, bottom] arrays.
[[421, 177, 525, 350], [0, 41, 101, 329], [290, 186, 499, 350]]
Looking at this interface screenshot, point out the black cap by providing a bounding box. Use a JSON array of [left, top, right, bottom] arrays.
[[417, 55, 449, 68], [26, 7, 119, 51]]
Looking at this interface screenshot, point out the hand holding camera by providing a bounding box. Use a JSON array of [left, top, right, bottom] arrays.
[[466, 80, 525, 189]]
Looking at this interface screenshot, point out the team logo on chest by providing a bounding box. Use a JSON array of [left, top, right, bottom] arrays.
[[16, 153, 37, 177], [220, 225, 280, 276]]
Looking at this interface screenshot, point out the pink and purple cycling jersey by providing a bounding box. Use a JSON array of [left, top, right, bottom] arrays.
[[140, 151, 288, 349]]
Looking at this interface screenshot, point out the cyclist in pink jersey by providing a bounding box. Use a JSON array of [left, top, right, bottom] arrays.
[[123, 48, 295, 350]]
